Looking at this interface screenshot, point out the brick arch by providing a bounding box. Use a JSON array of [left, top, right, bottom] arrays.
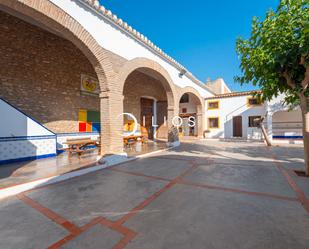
[[117, 58, 176, 110], [177, 86, 204, 112], [178, 86, 205, 137], [0, 0, 115, 91]]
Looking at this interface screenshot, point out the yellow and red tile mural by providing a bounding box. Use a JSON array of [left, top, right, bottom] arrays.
[[78, 109, 100, 133]]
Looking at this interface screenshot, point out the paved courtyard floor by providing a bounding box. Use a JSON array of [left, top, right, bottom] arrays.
[[0, 140, 167, 189], [0, 140, 309, 249]]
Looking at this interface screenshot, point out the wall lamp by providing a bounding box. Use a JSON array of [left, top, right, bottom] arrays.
[[179, 69, 187, 78]]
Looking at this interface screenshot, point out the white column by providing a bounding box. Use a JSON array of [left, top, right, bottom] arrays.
[[152, 100, 158, 139]]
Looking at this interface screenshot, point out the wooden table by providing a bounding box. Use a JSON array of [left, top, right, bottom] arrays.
[[63, 138, 100, 157], [123, 135, 145, 147]]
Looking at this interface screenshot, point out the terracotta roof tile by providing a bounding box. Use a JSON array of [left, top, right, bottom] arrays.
[[205, 90, 262, 99]]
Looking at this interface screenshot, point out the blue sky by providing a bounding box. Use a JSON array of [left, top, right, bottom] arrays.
[[101, 0, 279, 91]]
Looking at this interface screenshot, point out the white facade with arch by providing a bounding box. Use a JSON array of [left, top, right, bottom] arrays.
[[50, 0, 213, 98]]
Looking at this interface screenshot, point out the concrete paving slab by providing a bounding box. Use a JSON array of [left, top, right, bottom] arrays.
[[184, 163, 296, 197], [0, 197, 67, 249], [0, 140, 307, 248], [125, 184, 309, 249], [61, 224, 122, 249], [209, 152, 276, 167], [208, 144, 275, 167], [271, 145, 305, 171], [26, 170, 167, 226], [165, 141, 276, 167], [291, 174, 309, 199], [112, 157, 191, 179]]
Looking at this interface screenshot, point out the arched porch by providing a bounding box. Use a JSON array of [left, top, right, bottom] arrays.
[[0, 0, 119, 162], [117, 58, 178, 153], [177, 88, 204, 138]]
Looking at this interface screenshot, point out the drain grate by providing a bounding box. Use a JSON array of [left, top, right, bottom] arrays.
[[294, 170, 308, 177]]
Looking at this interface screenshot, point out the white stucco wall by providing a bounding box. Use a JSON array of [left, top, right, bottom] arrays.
[[205, 95, 266, 139], [267, 94, 287, 113], [0, 98, 54, 137], [179, 101, 197, 115], [266, 95, 303, 139], [50, 0, 213, 98], [272, 109, 302, 137]]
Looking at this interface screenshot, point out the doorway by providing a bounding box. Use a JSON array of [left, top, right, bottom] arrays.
[[233, 116, 242, 137], [141, 98, 154, 139], [179, 115, 196, 136]]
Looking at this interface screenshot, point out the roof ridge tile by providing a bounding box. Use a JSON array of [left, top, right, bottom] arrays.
[[79, 0, 214, 93]]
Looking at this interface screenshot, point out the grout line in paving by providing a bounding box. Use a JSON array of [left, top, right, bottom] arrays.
[[114, 180, 176, 226], [17, 193, 81, 235], [46, 217, 104, 249], [107, 167, 172, 182], [47, 233, 77, 249], [178, 179, 298, 202], [268, 148, 309, 214], [150, 156, 196, 162], [114, 159, 200, 226], [197, 161, 280, 168], [107, 163, 300, 203], [45, 211, 137, 248], [99, 217, 137, 249]]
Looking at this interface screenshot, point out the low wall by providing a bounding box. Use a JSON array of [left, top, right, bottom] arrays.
[[0, 135, 56, 164]]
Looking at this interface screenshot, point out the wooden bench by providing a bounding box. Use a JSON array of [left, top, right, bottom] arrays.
[[63, 137, 100, 157], [123, 135, 146, 148]]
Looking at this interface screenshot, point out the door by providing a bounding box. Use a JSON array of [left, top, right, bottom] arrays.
[[141, 98, 154, 139], [233, 116, 242, 137]]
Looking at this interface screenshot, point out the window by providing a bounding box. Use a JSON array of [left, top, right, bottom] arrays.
[[208, 117, 219, 129], [78, 109, 100, 133], [208, 101, 219, 110], [182, 108, 187, 113], [248, 116, 261, 127], [247, 97, 262, 106], [180, 93, 189, 103]]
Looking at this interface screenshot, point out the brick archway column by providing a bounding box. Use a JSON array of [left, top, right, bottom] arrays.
[[100, 90, 124, 155], [167, 91, 177, 131], [177, 87, 205, 138], [196, 112, 204, 138], [196, 103, 205, 138], [167, 106, 176, 130], [117, 58, 177, 142]]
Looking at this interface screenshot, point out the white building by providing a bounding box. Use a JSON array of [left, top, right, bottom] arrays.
[[203, 79, 303, 144]]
